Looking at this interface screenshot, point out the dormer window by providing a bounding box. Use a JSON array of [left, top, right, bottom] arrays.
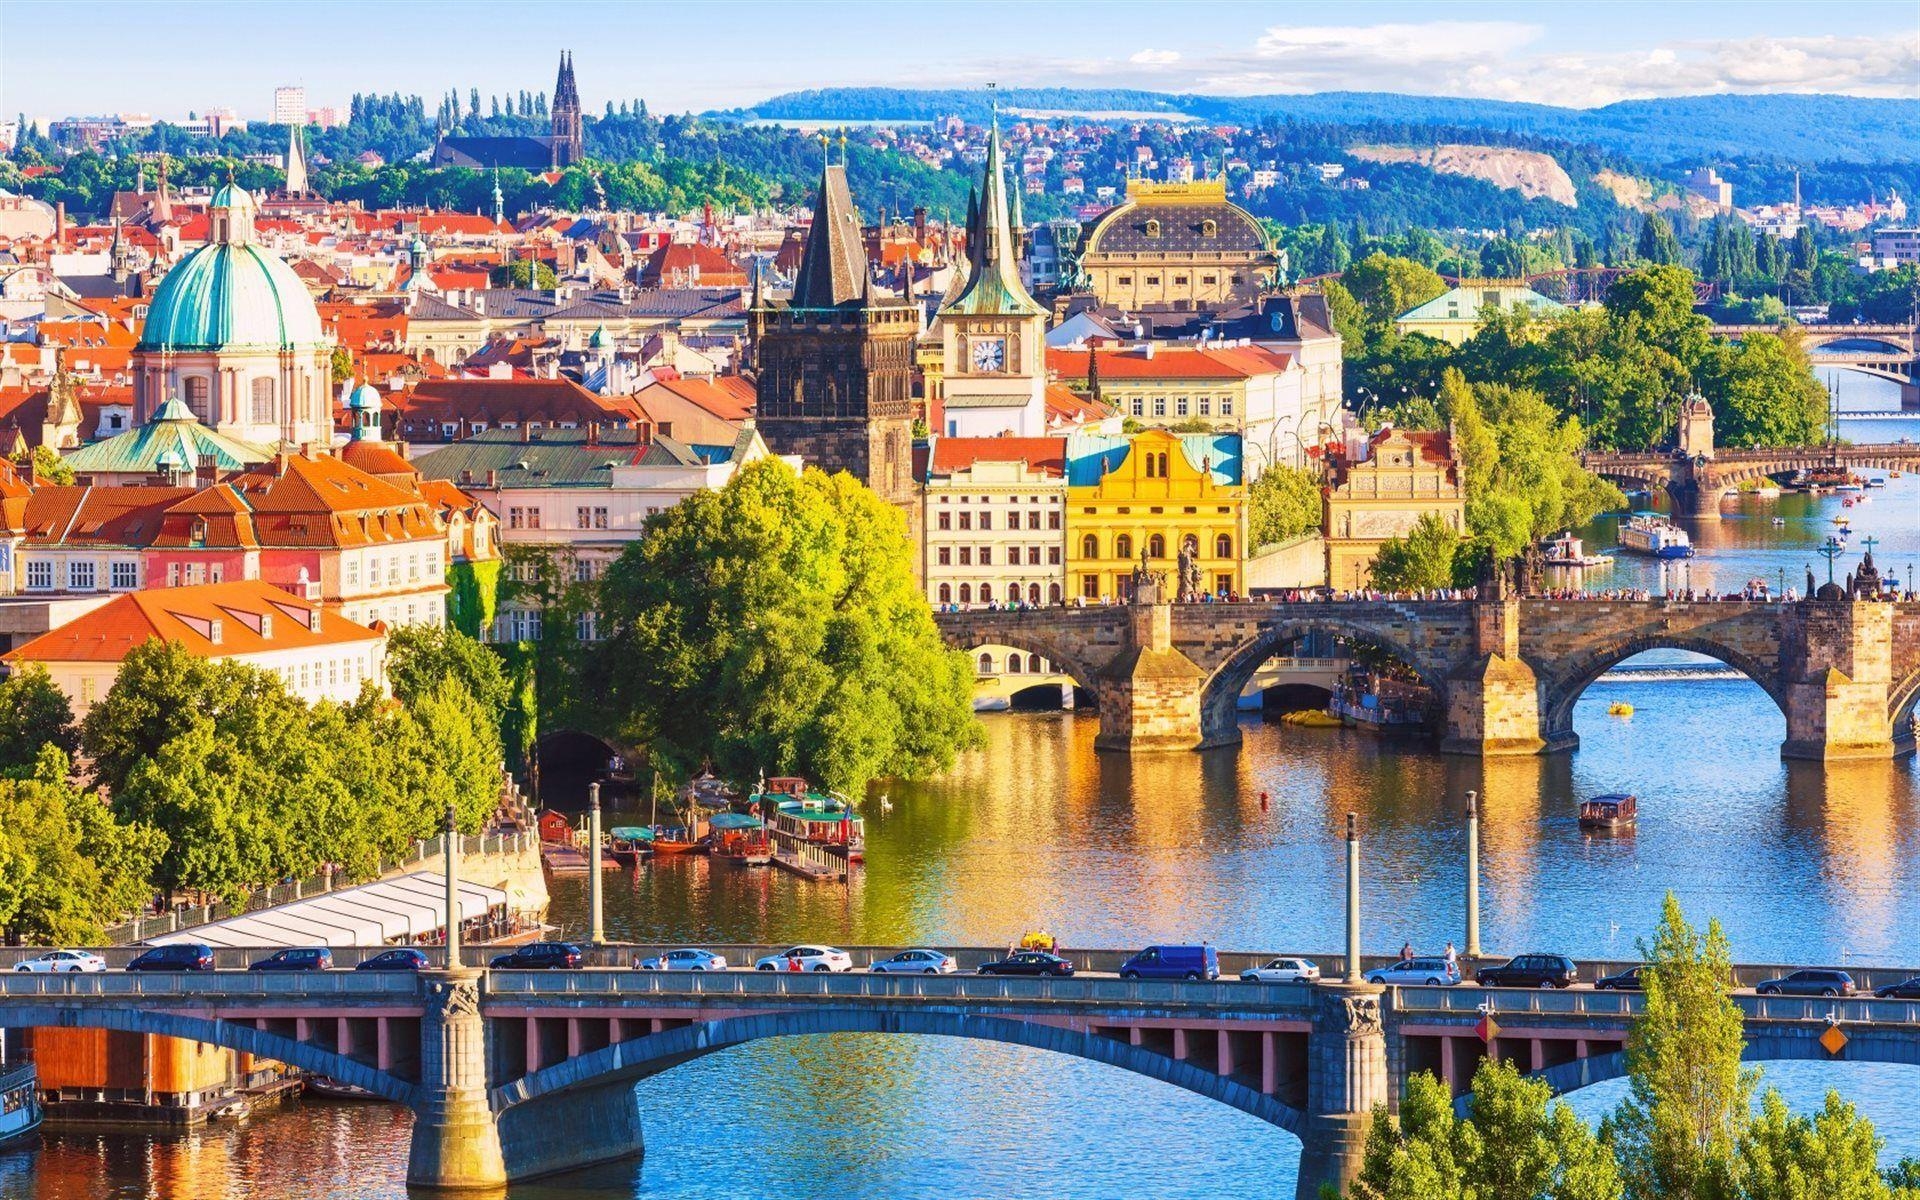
[[1201, 219, 1217, 238], [1144, 219, 1161, 239], [190, 518, 208, 544]]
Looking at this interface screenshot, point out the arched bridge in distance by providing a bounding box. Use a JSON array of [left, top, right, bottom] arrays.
[[6, 952, 1920, 1200], [932, 595, 1920, 761]]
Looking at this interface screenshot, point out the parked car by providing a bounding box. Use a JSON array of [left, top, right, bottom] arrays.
[[977, 951, 1074, 977], [870, 949, 958, 975], [1755, 969, 1855, 997], [1364, 957, 1460, 986], [1475, 953, 1579, 990], [355, 949, 430, 972], [489, 942, 584, 970], [753, 945, 853, 972], [125, 944, 216, 973], [12, 950, 107, 974], [1594, 965, 1645, 991], [1240, 957, 1321, 984], [1873, 976, 1920, 999], [635, 948, 729, 972], [248, 947, 334, 972], [1118, 944, 1220, 981]]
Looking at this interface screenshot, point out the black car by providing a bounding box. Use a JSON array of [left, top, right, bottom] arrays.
[[490, 942, 584, 970], [126, 944, 216, 972], [1475, 953, 1580, 989], [248, 947, 333, 972], [355, 948, 431, 972], [977, 951, 1074, 977], [1755, 969, 1854, 997], [1873, 976, 1920, 999], [1594, 965, 1645, 991]]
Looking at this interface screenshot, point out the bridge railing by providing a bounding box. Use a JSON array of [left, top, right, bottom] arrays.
[[1392, 986, 1920, 1026], [0, 972, 421, 1000]]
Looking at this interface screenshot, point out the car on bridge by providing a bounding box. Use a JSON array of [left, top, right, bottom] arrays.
[[977, 951, 1075, 977], [1594, 966, 1645, 991], [490, 942, 585, 970], [355, 948, 430, 972], [1873, 977, 1920, 999], [754, 945, 853, 972], [124, 944, 215, 973], [1364, 957, 1460, 987], [248, 948, 334, 972], [634, 949, 729, 972], [869, 949, 958, 974], [1240, 957, 1321, 984], [1754, 969, 1856, 997], [11, 950, 106, 974], [1474, 954, 1579, 990]]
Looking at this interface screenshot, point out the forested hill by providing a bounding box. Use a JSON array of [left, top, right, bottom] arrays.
[[718, 89, 1920, 165]]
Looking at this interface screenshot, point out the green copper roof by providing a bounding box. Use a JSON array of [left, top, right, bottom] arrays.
[[136, 241, 327, 351], [348, 382, 383, 410], [942, 118, 1045, 319], [209, 180, 253, 210], [63, 398, 274, 475]]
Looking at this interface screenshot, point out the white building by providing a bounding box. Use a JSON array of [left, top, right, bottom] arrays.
[[273, 87, 307, 127], [921, 437, 1068, 609]]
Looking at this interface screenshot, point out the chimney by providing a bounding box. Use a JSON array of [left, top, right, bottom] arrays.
[[587, 421, 600, 446], [520, 423, 531, 443], [275, 450, 290, 475], [195, 453, 216, 490]]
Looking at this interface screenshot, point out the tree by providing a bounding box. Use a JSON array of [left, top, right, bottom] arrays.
[[593, 458, 980, 792], [491, 258, 557, 288], [1369, 513, 1460, 592], [28, 444, 74, 485], [1604, 894, 1754, 1200], [0, 747, 164, 944], [330, 344, 355, 384], [0, 664, 77, 772], [1248, 464, 1323, 548], [1738, 1089, 1904, 1200], [1343, 252, 1448, 333], [1635, 214, 1684, 266], [386, 623, 511, 724], [1699, 331, 1828, 448], [412, 679, 504, 833]]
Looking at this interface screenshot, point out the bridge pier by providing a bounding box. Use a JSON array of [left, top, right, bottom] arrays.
[[406, 971, 507, 1191], [1094, 581, 1211, 753], [1668, 480, 1731, 520], [1441, 596, 1548, 756], [1295, 983, 1390, 1200], [1781, 600, 1897, 760]]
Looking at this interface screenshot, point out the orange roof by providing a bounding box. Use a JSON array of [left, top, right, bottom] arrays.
[[22, 486, 188, 547], [227, 453, 443, 548], [150, 485, 260, 550], [639, 242, 747, 287], [640, 375, 755, 422], [929, 436, 1066, 476], [4, 579, 381, 665], [417, 477, 482, 514], [1044, 383, 1116, 427], [339, 438, 418, 479], [38, 321, 137, 350], [1047, 345, 1295, 380]]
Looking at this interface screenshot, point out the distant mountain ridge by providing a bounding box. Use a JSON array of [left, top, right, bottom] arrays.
[[716, 89, 1920, 165]]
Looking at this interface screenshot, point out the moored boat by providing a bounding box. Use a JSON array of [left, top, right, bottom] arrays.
[[0, 1062, 41, 1148], [709, 813, 772, 865], [1542, 531, 1613, 568], [607, 826, 653, 864], [752, 776, 866, 861]]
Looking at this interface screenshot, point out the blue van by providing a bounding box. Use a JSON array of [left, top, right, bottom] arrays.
[[1119, 944, 1220, 981]]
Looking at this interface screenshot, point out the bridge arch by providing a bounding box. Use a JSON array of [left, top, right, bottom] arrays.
[[0, 1003, 417, 1105], [490, 1006, 1306, 1134], [1889, 668, 1920, 754], [1199, 617, 1446, 746], [1501, 1034, 1920, 1108], [937, 623, 1112, 717], [1539, 635, 1785, 748]]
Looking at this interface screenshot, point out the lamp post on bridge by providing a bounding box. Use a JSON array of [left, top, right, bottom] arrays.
[[1345, 812, 1362, 984], [443, 801, 460, 969], [1465, 791, 1481, 960], [588, 782, 605, 947]]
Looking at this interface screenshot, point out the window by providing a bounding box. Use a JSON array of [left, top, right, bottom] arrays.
[[1157, 453, 1170, 476], [1153, 397, 1166, 417], [1081, 574, 1099, 598], [1049, 582, 1062, 603], [1115, 533, 1133, 559], [409, 554, 421, 582], [1174, 275, 1188, 286], [1027, 583, 1041, 606], [508, 507, 524, 530], [937, 512, 951, 531], [1048, 512, 1061, 530], [68, 561, 96, 591], [1145, 275, 1160, 286], [1199, 397, 1212, 416], [1026, 511, 1041, 530], [209, 564, 223, 584], [1147, 534, 1165, 558], [577, 507, 593, 529], [1216, 534, 1233, 558], [1081, 534, 1099, 559], [1144, 219, 1161, 238], [938, 583, 952, 603], [1007, 653, 1023, 675], [979, 512, 992, 531], [576, 611, 599, 642], [110, 561, 138, 590], [1220, 397, 1233, 416], [25, 561, 53, 590], [958, 512, 972, 530], [959, 584, 972, 604], [525, 508, 542, 529], [1175, 397, 1189, 417], [979, 547, 992, 566], [1201, 219, 1218, 237], [184, 376, 211, 422], [1048, 547, 1061, 565], [346, 558, 360, 586], [593, 507, 608, 530], [250, 377, 275, 424], [1026, 546, 1040, 566], [937, 547, 951, 566], [574, 559, 597, 583], [1201, 274, 1217, 285], [979, 584, 994, 602], [1116, 275, 1132, 285], [1131, 398, 1144, 417], [978, 651, 993, 673], [958, 547, 972, 566]]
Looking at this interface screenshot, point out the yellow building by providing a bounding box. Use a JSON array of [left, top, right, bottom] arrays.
[[1065, 428, 1246, 602], [1323, 427, 1466, 589]]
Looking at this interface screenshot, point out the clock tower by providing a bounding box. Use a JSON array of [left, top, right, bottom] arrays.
[[936, 116, 1049, 438]]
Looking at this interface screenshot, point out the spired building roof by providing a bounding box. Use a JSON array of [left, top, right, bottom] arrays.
[[1081, 178, 1270, 257], [789, 164, 871, 309], [137, 182, 326, 352], [942, 117, 1046, 320]]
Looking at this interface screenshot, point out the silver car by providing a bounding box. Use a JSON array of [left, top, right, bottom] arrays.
[[1240, 956, 1321, 983], [870, 949, 958, 975], [1364, 957, 1461, 986], [635, 948, 728, 972]]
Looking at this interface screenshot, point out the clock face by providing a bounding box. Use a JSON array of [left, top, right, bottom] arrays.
[[970, 338, 1007, 372]]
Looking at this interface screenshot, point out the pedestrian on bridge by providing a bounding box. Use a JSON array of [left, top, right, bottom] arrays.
[[1400, 939, 1413, 962]]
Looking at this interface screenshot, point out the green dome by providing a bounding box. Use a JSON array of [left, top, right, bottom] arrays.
[[210, 180, 254, 210], [348, 381, 383, 410], [136, 241, 326, 351]]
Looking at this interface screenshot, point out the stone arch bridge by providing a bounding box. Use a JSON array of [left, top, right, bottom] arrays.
[[933, 596, 1920, 759], [1582, 443, 1920, 518], [5, 961, 1919, 1199]]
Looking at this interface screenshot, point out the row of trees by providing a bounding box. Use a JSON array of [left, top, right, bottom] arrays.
[[1344, 896, 1920, 1200]]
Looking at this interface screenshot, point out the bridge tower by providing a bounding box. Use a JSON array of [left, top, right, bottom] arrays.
[[1781, 593, 1897, 760], [1442, 567, 1547, 754], [406, 970, 508, 1189], [1093, 564, 1209, 751], [1296, 983, 1390, 1199]]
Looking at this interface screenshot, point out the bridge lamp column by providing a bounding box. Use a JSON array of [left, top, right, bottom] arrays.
[[588, 782, 605, 946], [443, 801, 460, 968], [1465, 791, 1481, 960], [1345, 812, 1362, 984]]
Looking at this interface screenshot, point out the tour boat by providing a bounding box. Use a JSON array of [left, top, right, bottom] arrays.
[[751, 776, 866, 861], [1578, 794, 1637, 833], [1542, 532, 1613, 568], [1771, 517, 1787, 526], [708, 813, 772, 865], [1617, 512, 1693, 559], [0, 1062, 40, 1149], [607, 827, 654, 864]]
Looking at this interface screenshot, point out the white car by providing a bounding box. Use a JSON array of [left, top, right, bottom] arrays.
[[870, 949, 958, 975], [14, 950, 107, 974], [754, 945, 854, 972], [1240, 957, 1321, 983]]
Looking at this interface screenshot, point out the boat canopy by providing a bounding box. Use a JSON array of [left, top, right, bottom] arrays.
[[610, 826, 653, 841], [708, 813, 764, 830], [143, 872, 507, 949]]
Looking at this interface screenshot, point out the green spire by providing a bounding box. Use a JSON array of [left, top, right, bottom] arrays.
[[941, 109, 1043, 317]]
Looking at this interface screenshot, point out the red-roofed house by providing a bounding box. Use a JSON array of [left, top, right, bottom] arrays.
[[920, 435, 1068, 612], [638, 242, 747, 289], [2, 579, 387, 714], [1323, 427, 1465, 589]]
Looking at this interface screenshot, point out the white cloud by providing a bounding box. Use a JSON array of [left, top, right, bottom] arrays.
[[1129, 49, 1181, 66]]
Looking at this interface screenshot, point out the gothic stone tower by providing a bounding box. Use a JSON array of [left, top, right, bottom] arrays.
[[550, 51, 584, 168], [752, 164, 919, 514]]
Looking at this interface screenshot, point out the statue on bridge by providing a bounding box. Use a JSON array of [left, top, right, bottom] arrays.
[[1177, 537, 1202, 603], [1130, 548, 1168, 606]]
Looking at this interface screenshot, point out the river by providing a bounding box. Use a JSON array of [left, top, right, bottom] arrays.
[[13, 402, 1919, 1199]]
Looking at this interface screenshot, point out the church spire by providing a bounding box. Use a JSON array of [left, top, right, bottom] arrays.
[[790, 162, 871, 309], [284, 122, 309, 196], [941, 108, 1044, 317]]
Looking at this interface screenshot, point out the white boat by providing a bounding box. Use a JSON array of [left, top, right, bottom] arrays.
[[0, 1063, 37, 1148], [1618, 512, 1694, 559], [1542, 532, 1612, 568]]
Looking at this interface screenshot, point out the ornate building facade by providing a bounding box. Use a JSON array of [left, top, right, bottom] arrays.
[[1077, 179, 1278, 310]]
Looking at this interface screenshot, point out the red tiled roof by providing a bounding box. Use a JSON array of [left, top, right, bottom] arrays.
[[929, 436, 1067, 476], [22, 486, 188, 547], [3, 579, 381, 664], [1046, 346, 1295, 380]]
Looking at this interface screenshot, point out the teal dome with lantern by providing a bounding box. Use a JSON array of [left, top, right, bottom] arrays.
[[136, 181, 326, 352]]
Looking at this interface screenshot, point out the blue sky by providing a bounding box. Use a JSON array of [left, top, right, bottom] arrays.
[[2, 0, 1915, 120]]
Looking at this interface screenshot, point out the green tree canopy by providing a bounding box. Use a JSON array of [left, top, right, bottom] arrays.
[[1343, 252, 1449, 332], [386, 623, 512, 725], [0, 664, 78, 773], [1368, 512, 1461, 592], [593, 459, 980, 792], [0, 747, 164, 943], [1248, 464, 1324, 548]]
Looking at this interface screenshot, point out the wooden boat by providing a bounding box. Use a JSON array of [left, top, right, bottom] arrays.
[[753, 777, 865, 862], [305, 1076, 383, 1103], [1578, 793, 1637, 832], [709, 813, 771, 864], [607, 826, 653, 864], [647, 826, 706, 855]]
